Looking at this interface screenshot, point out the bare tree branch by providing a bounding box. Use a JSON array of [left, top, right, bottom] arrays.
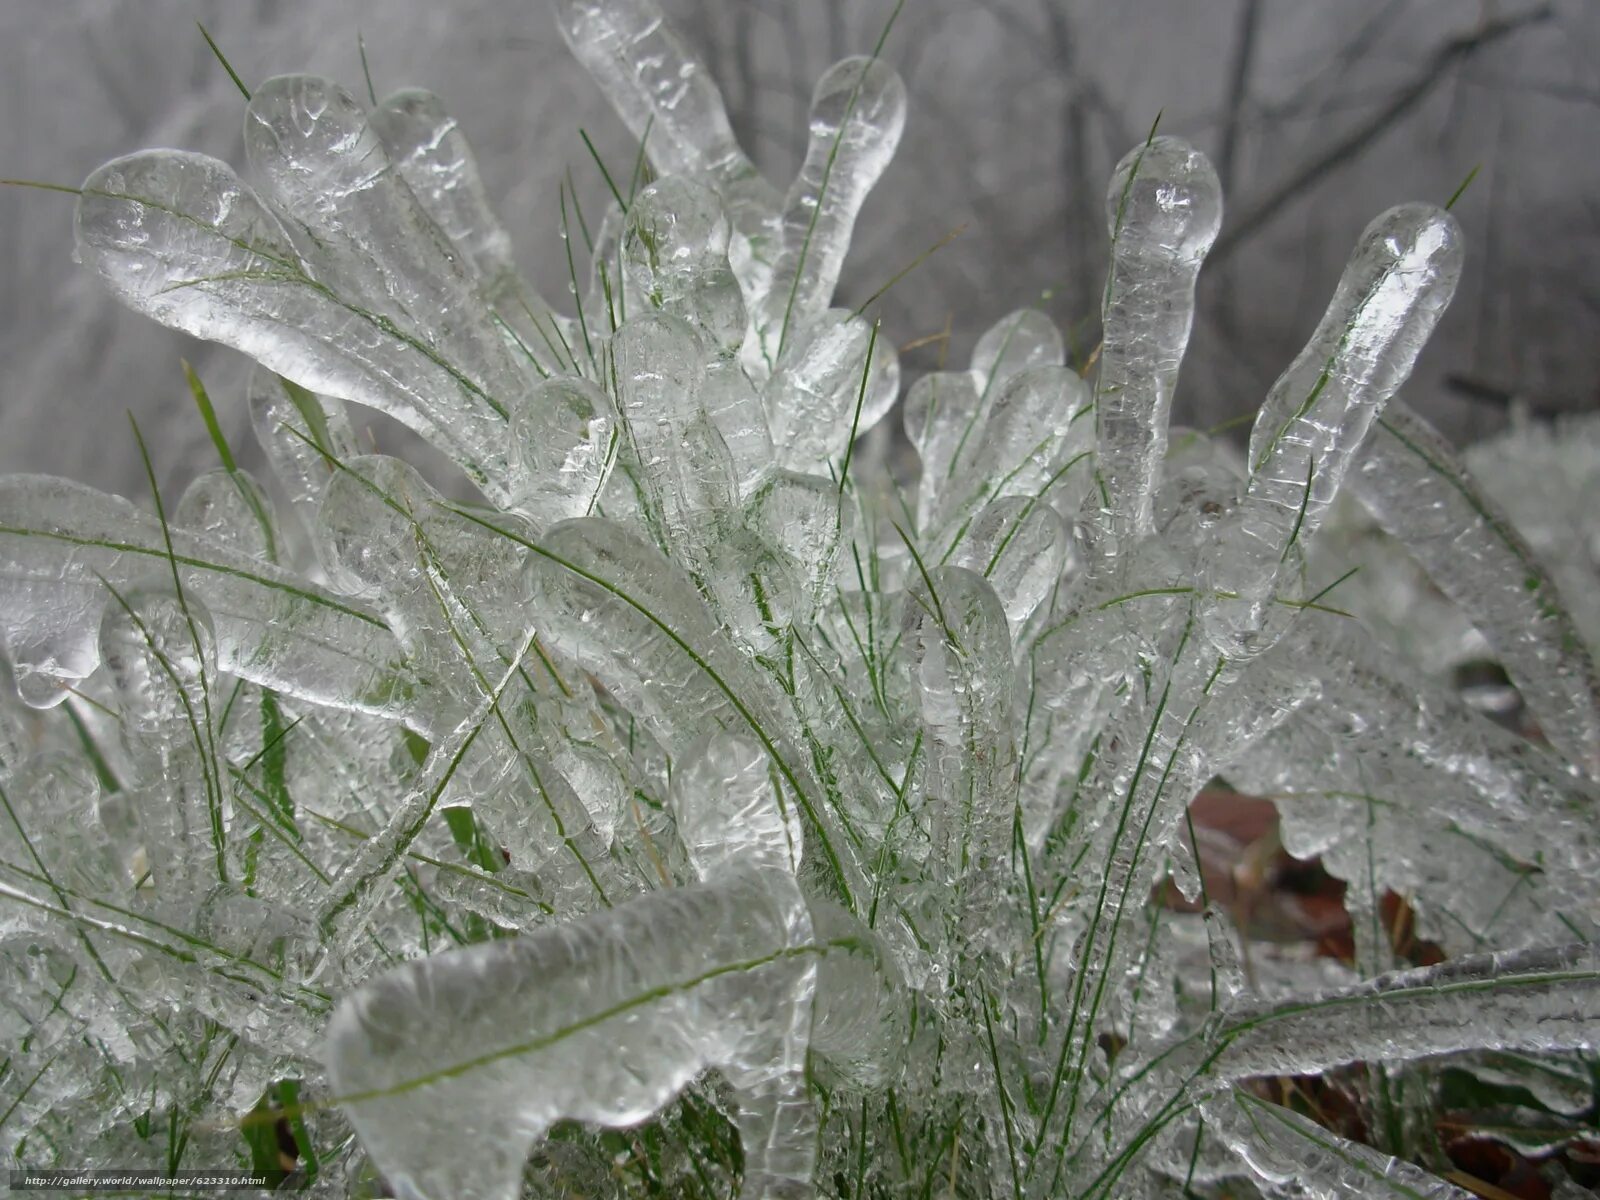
[[1211, 4, 1551, 262], [1217, 0, 1263, 197], [1256, 0, 1409, 122]]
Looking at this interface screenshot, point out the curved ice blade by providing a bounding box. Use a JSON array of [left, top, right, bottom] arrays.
[[1092, 137, 1221, 549], [1201, 203, 1462, 658], [758, 57, 906, 363]]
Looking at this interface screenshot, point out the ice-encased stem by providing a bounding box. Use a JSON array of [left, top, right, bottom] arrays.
[[1209, 943, 1600, 1083], [552, 0, 781, 257], [1092, 137, 1221, 548], [0, 475, 419, 719], [369, 87, 569, 376], [1355, 401, 1600, 778], [326, 885, 821, 1200], [75, 140, 521, 504], [518, 517, 861, 908], [762, 56, 906, 361], [314, 631, 537, 950], [899, 566, 1017, 935], [368, 89, 519, 293], [611, 312, 736, 570], [1203, 1090, 1472, 1200], [1070, 945, 1600, 1196], [247, 367, 362, 556], [1201, 203, 1462, 658]]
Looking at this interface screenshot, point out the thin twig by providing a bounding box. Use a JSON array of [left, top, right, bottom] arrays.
[[1211, 5, 1551, 262]]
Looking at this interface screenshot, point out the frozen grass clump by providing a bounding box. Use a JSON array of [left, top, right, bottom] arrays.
[[2, 2, 1598, 1197]]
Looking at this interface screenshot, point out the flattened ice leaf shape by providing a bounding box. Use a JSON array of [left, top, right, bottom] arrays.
[[325, 734, 821, 1200], [0, 474, 417, 717], [75, 78, 536, 506]]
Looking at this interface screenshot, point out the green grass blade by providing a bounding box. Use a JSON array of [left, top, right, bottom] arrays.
[[197, 22, 251, 101]]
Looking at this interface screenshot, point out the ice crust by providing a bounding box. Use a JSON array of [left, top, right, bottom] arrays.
[[2, 1, 1597, 1197]]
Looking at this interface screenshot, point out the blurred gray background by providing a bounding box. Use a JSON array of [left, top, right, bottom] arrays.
[[2, 0, 1595, 498]]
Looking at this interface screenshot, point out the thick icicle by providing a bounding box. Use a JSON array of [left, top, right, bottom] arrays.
[[757, 57, 906, 362], [243, 75, 531, 490], [896, 565, 1017, 945], [98, 589, 224, 893], [521, 518, 804, 771], [952, 496, 1070, 628], [1092, 137, 1221, 550], [745, 471, 850, 627], [316, 455, 542, 716], [1208, 943, 1600, 1083], [1201, 203, 1463, 658], [368, 89, 524, 299], [552, 0, 782, 291]]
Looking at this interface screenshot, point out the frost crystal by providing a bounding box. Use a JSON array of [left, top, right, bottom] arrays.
[[2, 3, 1598, 1198]]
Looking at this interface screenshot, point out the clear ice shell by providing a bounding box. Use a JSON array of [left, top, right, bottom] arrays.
[[326, 733, 818, 1200], [1200, 203, 1462, 659], [757, 57, 906, 363], [17, 7, 1598, 1197], [1092, 137, 1221, 547], [0, 474, 418, 717], [75, 139, 521, 503]]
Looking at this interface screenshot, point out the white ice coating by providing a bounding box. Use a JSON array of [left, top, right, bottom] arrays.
[[4, 4, 1598, 1199]]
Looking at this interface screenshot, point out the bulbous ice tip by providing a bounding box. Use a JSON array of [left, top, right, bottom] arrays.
[[515, 375, 613, 445], [1351, 202, 1463, 291], [613, 309, 707, 392], [245, 75, 375, 190], [810, 56, 907, 149], [625, 177, 730, 273], [98, 589, 216, 725], [970, 308, 1065, 385], [1104, 135, 1222, 261]]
